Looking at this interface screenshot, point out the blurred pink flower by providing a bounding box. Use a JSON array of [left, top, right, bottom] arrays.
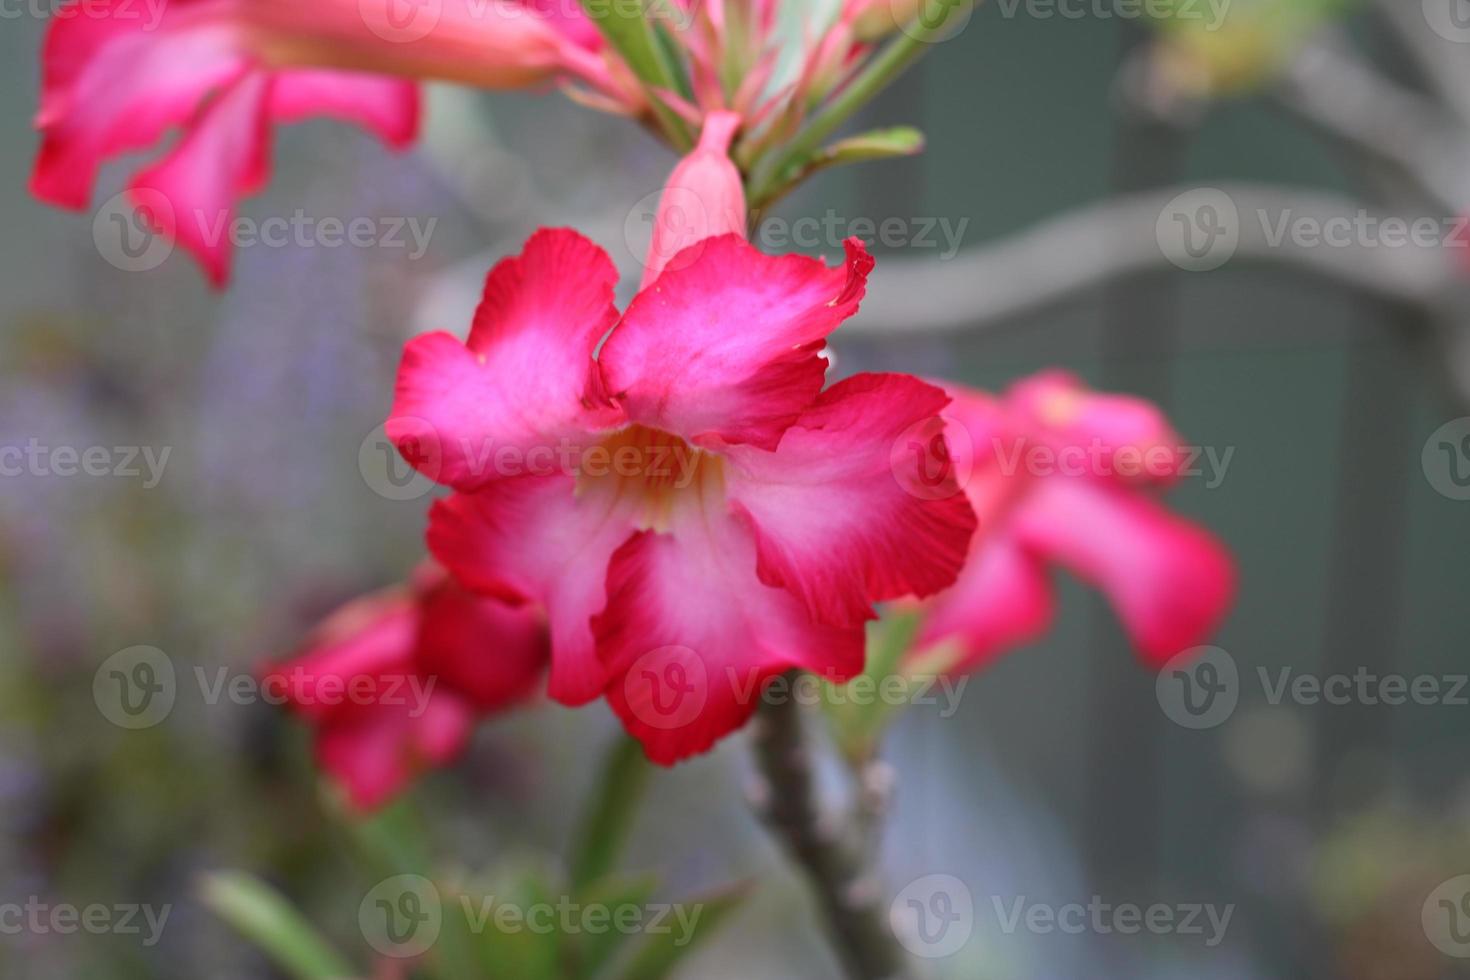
[[31, 0, 612, 284], [387, 227, 976, 763], [265, 563, 548, 811], [913, 371, 1235, 673]]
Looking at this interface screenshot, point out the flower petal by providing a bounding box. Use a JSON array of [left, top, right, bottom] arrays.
[[128, 70, 275, 287], [600, 235, 874, 450], [415, 576, 549, 711], [1011, 479, 1235, 666], [32, 6, 249, 209], [268, 69, 419, 147], [1005, 371, 1187, 485], [315, 692, 475, 811], [595, 511, 865, 765], [726, 373, 976, 627], [427, 476, 636, 706], [914, 535, 1056, 672], [388, 229, 622, 490]]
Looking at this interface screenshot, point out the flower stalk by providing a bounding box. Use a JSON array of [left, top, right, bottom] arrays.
[[749, 683, 914, 980]]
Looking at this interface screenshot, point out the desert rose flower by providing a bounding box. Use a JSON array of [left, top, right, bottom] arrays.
[[912, 371, 1235, 673], [264, 564, 549, 810], [387, 228, 977, 763], [31, 0, 613, 284]]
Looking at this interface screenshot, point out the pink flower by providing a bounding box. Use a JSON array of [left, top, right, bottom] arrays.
[[387, 228, 977, 763], [913, 371, 1235, 673], [641, 111, 746, 287], [32, 0, 611, 284], [264, 564, 549, 811]]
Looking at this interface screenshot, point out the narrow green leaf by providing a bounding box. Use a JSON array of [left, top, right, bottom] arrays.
[[577, 0, 692, 148], [615, 883, 750, 980], [569, 735, 653, 894], [820, 126, 926, 167], [566, 873, 661, 979], [199, 871, 357, 980], [473, 870, 563, 980]]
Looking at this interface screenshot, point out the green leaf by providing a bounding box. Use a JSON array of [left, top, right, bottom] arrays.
[[821, 609, 923, 763], [199, 871, 357, 980], [569, 735, 653, 894], [336, 795, 432, 880], [576, 0, 692, 148], [565, 873, 661, 979], [471, 870, 564, 980], [614, 883, 750, 980], [819, 126, 926, 167]]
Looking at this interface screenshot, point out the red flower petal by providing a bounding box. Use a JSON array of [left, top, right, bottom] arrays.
[[726, 373, 977, 627], [914, 535, 1056, 672], [595, 513, 864, 765], [1011, 479, 1235, 667], [600, 235, 874, 450], [388, 229, 623, 491], [428, 476, 637, 706]]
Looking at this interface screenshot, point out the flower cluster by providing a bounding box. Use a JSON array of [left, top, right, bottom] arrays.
[[32, 0, 934, 282], [31, 0, 1236, 809]]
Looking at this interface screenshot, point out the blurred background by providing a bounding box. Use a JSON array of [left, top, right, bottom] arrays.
[[5, 0, 1470, 977]]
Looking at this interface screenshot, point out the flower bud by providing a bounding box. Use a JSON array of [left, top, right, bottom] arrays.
[[642, 111, 746, 287]]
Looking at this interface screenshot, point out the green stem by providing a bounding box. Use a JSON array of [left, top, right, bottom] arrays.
[[568, 734, 652, 893], [747, 0, 976, 208]]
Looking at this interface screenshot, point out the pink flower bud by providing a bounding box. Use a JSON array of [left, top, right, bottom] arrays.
[[642, 111, 747, 288]]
